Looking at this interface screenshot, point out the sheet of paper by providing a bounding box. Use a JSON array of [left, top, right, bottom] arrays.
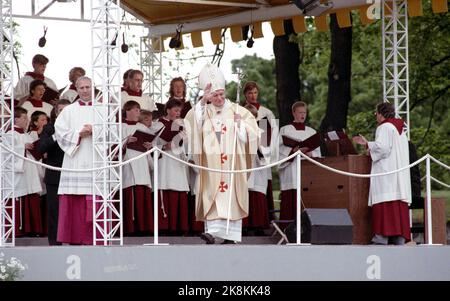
[[328, 131, 339, 141]]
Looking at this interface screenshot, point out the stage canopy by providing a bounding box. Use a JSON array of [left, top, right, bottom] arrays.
[[121, 0, 448, 50]]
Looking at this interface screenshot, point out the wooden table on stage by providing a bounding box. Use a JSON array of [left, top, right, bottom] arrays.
[[300, 155, 372, 244]]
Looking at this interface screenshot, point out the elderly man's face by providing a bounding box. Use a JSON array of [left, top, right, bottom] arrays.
[[76, 78, 93, 102], [129, 73, 143, 92], [210, 89, 225, 107]]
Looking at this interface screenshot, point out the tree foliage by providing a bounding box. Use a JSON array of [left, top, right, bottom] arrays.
[[226, 54, 277, 115], [225, 7, 449, 189]]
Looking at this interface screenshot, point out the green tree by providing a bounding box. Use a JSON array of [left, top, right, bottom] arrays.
[[225, 54, 277, 116]]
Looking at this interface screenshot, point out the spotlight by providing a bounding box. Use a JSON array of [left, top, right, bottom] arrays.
[[246, 25, 254, 48], [169, 25, 183, 49], [121, 33, 129, 53], [111, 33, 118, 46], [38, 26, 48, 48], [293, 0, 334, 16], [247, 37, 254, 48]]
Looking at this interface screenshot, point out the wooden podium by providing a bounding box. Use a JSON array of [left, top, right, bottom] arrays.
[[300, 155, 372, 244]]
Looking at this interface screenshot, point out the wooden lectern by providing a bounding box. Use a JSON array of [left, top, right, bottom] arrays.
[[300, 155, 372, 244]]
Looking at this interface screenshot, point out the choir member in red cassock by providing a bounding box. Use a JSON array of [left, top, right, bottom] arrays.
[[61, 67, 86, 103], [21, 79, 53, 118], [169, 77, 193, 119], [121, 101, 154, 234], [121, 70, 156, 112], [152, 98, 190, 235], [278, 101, 321, 222], [14, 54, 58, 105], [353, 102, 411, 245], [8, 107, 43, 237]]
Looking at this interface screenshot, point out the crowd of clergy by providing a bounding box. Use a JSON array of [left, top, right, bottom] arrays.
[[4, 54, 411, 246]]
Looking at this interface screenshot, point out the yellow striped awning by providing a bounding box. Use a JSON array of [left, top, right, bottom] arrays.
[[129, 1, 447, 51]]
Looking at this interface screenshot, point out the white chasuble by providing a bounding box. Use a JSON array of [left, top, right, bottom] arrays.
[[185, 100, 259, 224]]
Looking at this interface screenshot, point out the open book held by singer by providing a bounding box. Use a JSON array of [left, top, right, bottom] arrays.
[[281, 132, 321, 151], [127, 130, 159, 153]]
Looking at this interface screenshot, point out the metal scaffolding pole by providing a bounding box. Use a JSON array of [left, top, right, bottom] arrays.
[[382, 0, 410, 138], [140, 34, 151, 94], [91, 0, 123, 246], [0, 0, 15, 247], [148, 36, 163, 105]]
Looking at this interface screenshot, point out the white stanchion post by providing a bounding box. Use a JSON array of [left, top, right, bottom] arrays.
[[288, 151, 309, 246], [296, 152, 301, 244], [153, 148, 159, 244], [144, 146, 168, 246], [425, 155, 433, 245], [144, 148, 167, 246]]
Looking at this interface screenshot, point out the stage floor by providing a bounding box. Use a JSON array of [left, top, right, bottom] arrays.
[[1, 237, 449, 281]]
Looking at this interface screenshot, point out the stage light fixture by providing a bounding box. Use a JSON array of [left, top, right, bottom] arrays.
[[169, 25, 183, 49], [38, 26, 48, 47], [246, 25, 254, 48], [293, 0, 334, 16], [121, 33, 129, 53]]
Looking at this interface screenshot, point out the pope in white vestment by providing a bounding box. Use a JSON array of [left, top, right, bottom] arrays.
[[184, 64, 259, 243]]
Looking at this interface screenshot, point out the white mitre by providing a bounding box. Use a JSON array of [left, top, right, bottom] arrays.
[[198, 63, 226, 92]]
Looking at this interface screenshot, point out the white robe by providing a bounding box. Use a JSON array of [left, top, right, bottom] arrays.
[[14, 75, 58, 100], [248, 144, 271, 194], [121, 91, 157, 112], [21, 101, 53, 119], [278, 124, 321, 191], [152, 119, 189, 192], [61, 88, 79, 103], [367, 122, 411, 206], [10, 128, 43, 198], [256, 105, 279, 165], [55, 102, 99, 195], [122, 122, 153, 189], [247, 105, 277, 194]]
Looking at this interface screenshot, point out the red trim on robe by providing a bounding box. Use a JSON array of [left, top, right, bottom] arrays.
[[123, 87, 143, 97], [243, 191, 270, 229], [123, 185, 153, 234], [9, 194, 42, 237], [291, 122, 306, 131], [124, 120, 138, 125], [280, 189, 298, 222], [57, 195, 96, 245], [372, 200, 411, 241], [266, 180, 275, 221], [78, 100, 92, 106], [187, 192, 203, 233], [13, 126, 25, 134], [380, 118, 404, 135], [27, 97, 44, 107], [25, 71, 44, 81], [157, 190, 189, 233]]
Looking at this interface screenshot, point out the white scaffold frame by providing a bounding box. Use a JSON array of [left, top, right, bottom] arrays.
[[382, 0, 410, 138], [0, 0, 15, 247], [148, 36, 163, 105], [140, 33, 151, 94], [91, 0, 123, 246]]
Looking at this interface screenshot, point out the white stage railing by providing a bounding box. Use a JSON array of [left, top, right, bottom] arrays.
[[0, 141, 448, 246]]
